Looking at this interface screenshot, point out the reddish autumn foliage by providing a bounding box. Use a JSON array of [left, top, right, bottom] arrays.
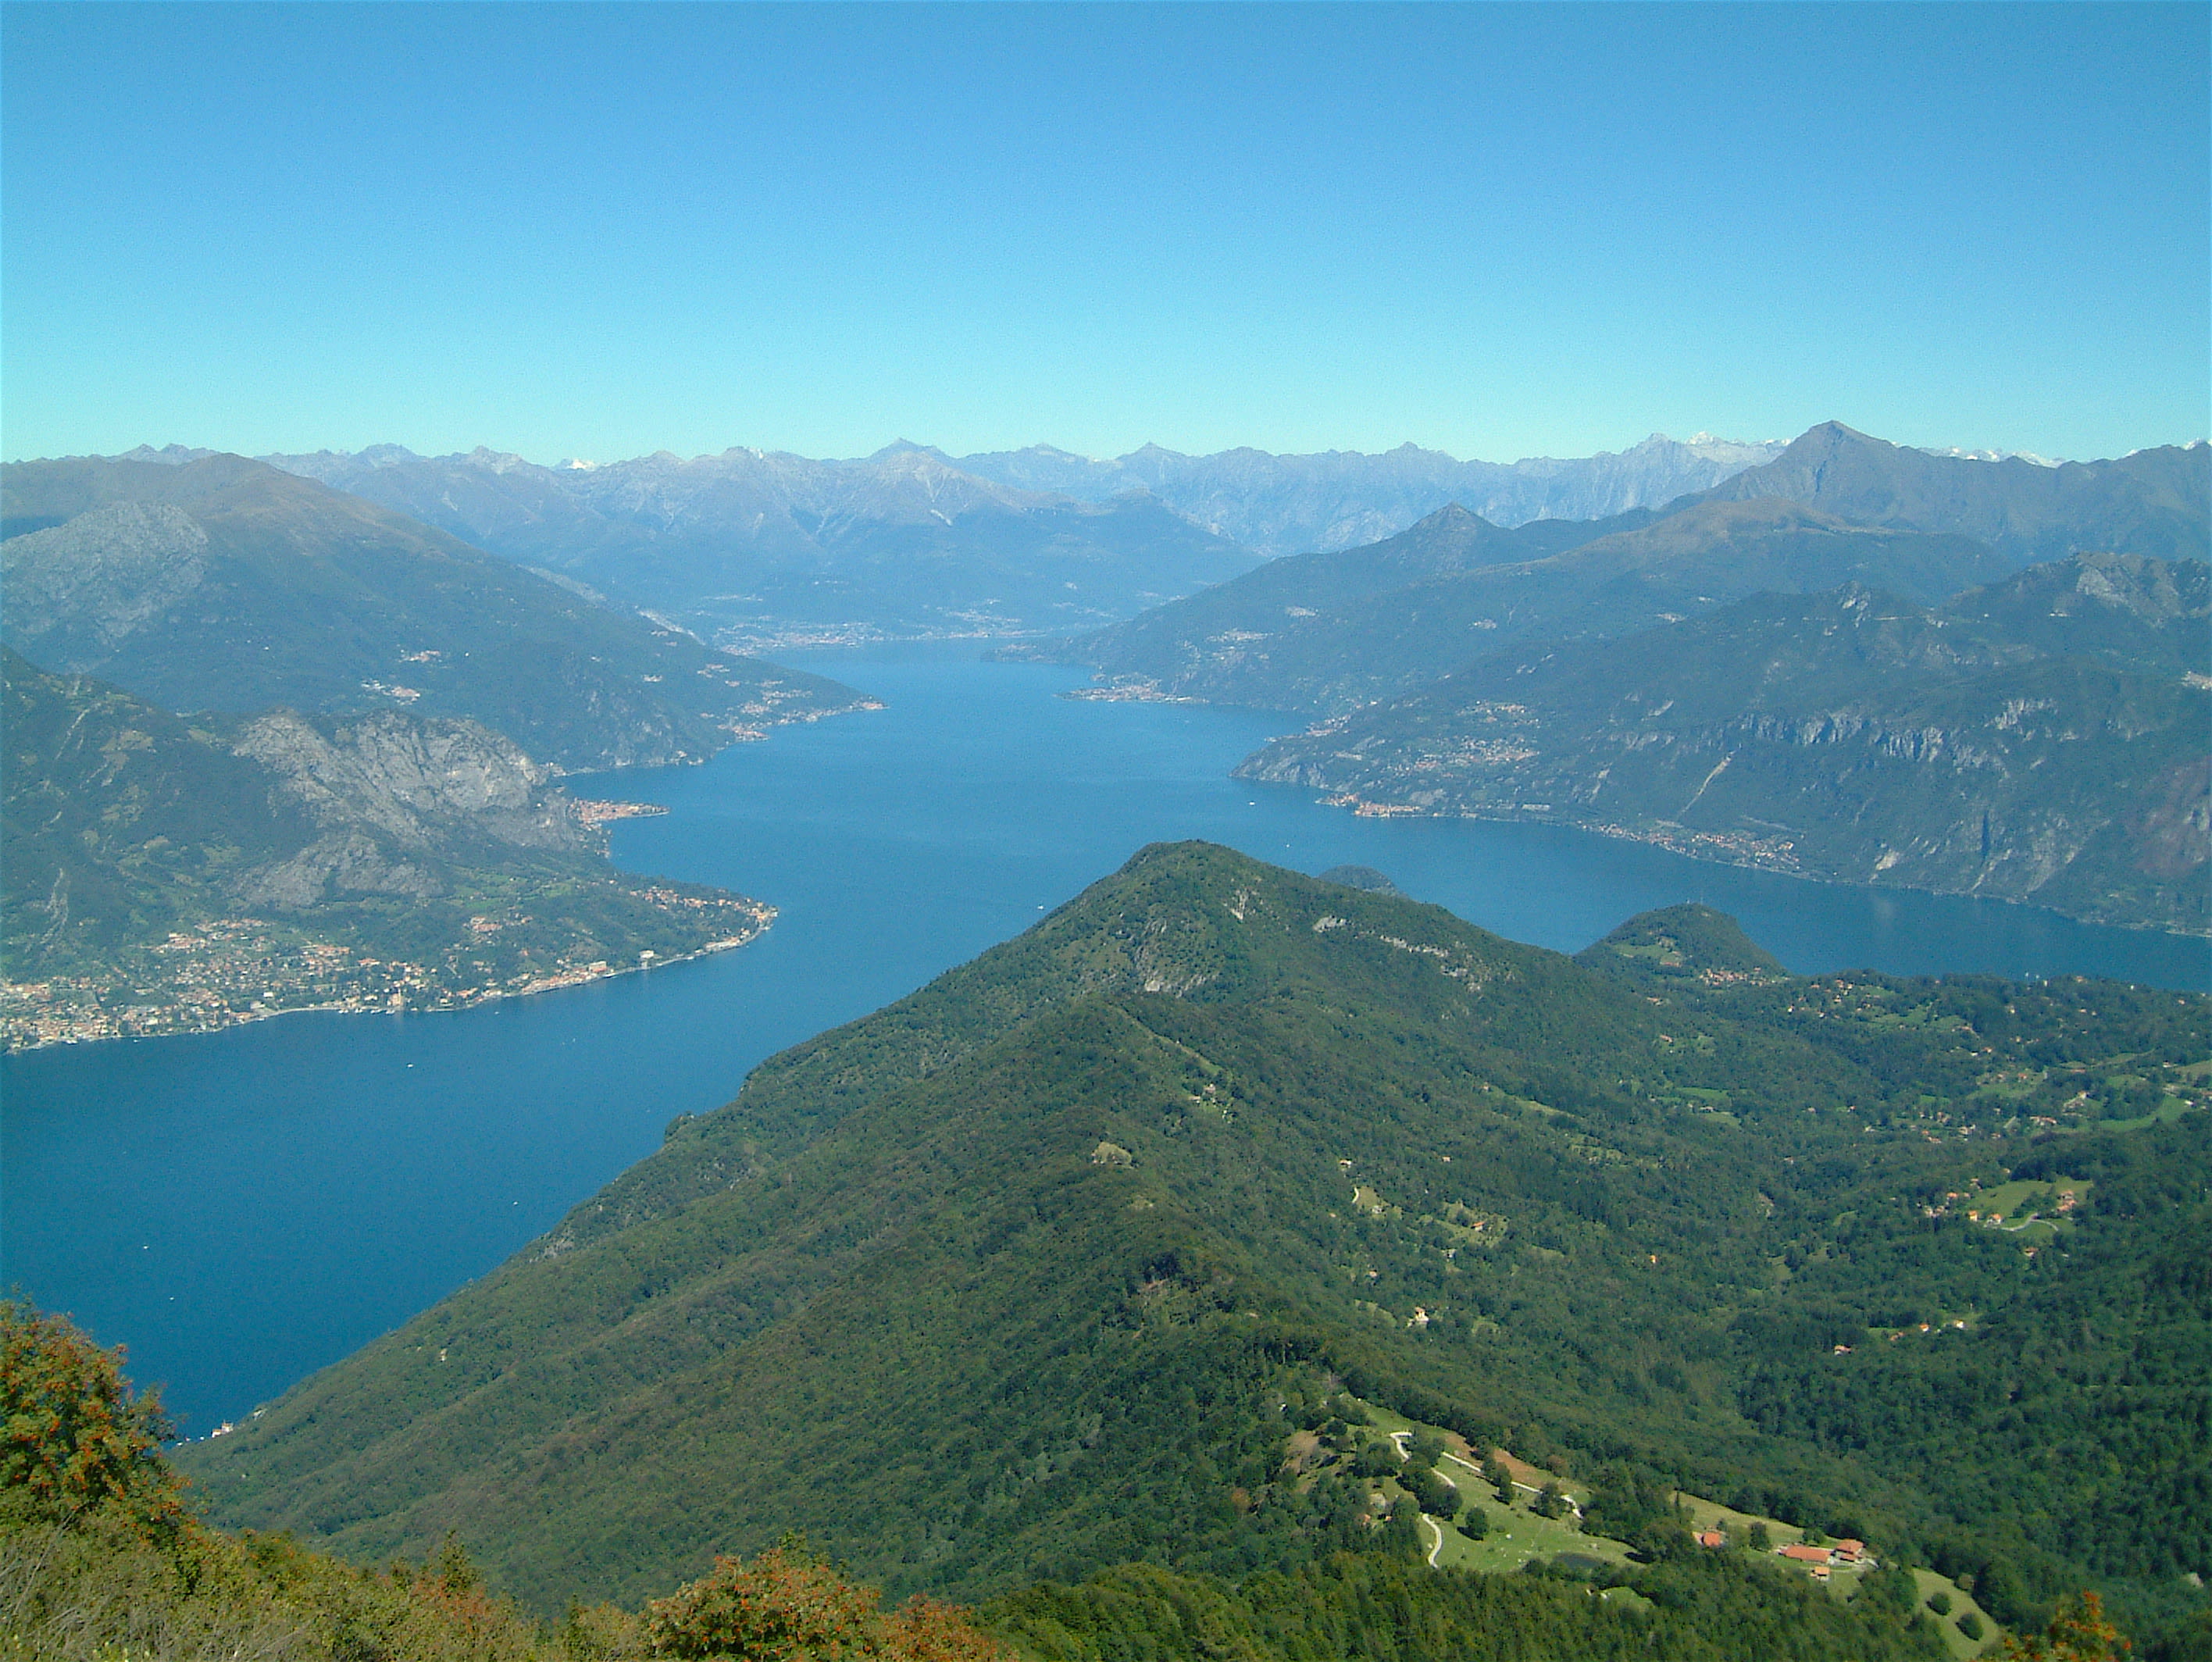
[[880, 1596, 1017, 1662], [0, 1296, 184, 1530], [647, 1543, 1008, 1661], [2003, 1591, 2133, 1661]]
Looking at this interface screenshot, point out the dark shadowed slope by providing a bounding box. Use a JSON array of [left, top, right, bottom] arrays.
[[1049, 498, 2012, 714]]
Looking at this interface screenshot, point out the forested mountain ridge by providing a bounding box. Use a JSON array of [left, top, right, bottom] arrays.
[[1, 647, 774, 1049], [180, 843, 2210, 1652], [1, 453, 871, 771], [1235, 568, 2210, 934], [1684, 423, 2210, 565], [8, 1297, 1975, 1662], [1039, 498, 2014, 714], [1037, 423, 2209, 718], [1941, 549, 2210, 677], [262, 442, 1262, 648]]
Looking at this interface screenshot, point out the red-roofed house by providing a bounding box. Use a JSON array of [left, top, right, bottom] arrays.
[[1780, 1544, 1832, 1564], [1696, 1531, 1726, 1549]]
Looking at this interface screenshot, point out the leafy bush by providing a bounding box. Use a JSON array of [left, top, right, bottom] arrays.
[[0, 1298, 182, 1534], [647, 1543, 1006, 1661]]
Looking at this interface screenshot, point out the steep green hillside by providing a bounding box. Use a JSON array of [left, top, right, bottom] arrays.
[[1047, 498, 2010, 714], [180, 844, 2210, 1651], [1236, 576, 2210, 933], [5, 1293, 1960, 1662], [1, 454, 869, 771], [2, 648, 772, 1048]]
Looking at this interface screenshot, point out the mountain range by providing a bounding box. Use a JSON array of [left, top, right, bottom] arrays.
[[1039, 425, 2210, 716], [260, 442, 1262, 648], [208, 431, 1795, 647], [1, 453, 871, 771], [1236, 560, 2210, 935], [1682, 423, 2210, 565], [926, 430, 1790, 555], [1039, 495, 2019, 715], [179, 843, 2211, 1653]]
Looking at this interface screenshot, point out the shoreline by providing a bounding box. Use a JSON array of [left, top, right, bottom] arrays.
[[0, 917, 774, 1057], [1291, 791, 2212, 946]]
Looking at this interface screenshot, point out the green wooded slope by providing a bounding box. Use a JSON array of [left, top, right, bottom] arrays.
[[179, 844, 2210, 1647]]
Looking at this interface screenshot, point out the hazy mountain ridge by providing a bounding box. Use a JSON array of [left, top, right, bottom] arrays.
[[264, 443, 1261, 648], [1039, 423, 2208, 715], [1044, 497, 2015, 715], [180, 843, 2210, 1646], [1, 454, 872, 772], [1, 648, 778, 1049], [946, 432, 1791, 554], [1236, 565, 2210, 933]]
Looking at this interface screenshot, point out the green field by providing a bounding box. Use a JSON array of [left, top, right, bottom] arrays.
[[1965, 1177, 2092, 1246], [1361, 1392, 2000, 1644], [1429, 1499, 1632, 1575], [1911, 1566, 2003, 1658]]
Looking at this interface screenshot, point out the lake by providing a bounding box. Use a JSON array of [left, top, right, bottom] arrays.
[[3, 644, 2203, 1435]]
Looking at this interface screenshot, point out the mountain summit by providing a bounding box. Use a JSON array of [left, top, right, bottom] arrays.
[[181, 843, 2209, 1632]]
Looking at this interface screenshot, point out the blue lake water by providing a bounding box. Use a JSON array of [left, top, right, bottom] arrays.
[[3, 644, 2203, 1435]]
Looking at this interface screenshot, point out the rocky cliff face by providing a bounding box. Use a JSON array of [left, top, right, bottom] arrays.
[[234, 712, 587, 851], [1, 502, 210, 657], [228, 712, 594, 909]]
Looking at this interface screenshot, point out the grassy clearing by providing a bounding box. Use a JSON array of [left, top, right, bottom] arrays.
[[1432, 1498, 1632, 1575], [1973, 1177, 2090, 1222], [1350, 1396, 1618, 1575], [1352, 1400, 1990, 1637], [1910, 1566, 2002, 1658], [2099, 1093, 2196, 1131]]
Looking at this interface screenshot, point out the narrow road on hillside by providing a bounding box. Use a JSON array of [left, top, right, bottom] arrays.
[[1390, 1429, 1584, 1521]]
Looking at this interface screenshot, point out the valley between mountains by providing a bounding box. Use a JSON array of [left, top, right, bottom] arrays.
[[5, 418, 2203, 1057], [5, 418, 2207, 1660]]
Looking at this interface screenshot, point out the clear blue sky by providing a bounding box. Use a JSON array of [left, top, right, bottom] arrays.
[[4, 2, 2205, 465]]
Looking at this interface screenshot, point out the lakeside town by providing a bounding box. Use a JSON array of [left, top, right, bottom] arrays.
[[0, 885, 773, 1053]]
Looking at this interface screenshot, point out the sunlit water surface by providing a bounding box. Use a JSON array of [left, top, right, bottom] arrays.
[[5, 645, 2202, 1432]]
